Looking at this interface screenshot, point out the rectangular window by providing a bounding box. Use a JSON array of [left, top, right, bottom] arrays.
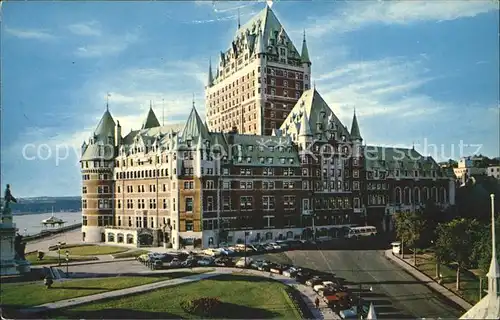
[[185, 197, 194, 212], [186, 221, 194, 231]]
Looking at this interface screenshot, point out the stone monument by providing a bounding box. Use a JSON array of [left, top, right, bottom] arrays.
[[0, 184, 30, 275]]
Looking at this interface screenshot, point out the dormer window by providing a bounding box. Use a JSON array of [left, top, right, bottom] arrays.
[[341, 135, 346, 142], [187, 140, 192, 147]]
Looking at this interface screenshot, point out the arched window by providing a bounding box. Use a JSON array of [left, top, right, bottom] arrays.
[[423, 187, 430, 201], [432, 187, 438, 202], [404, 187, 412, 205], [440, 187, 447, 203], [394, 187, 402, 204], [107, 233, 115, 242], [414, 187, 421, 204]]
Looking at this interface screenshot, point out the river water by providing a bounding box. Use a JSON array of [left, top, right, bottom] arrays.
[[12, 211, 82, 236]]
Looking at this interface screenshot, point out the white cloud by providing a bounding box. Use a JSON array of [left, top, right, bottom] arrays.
[[5, 27, 56, 41], [74, 31, 139, 58], [308, 0, 498, 37], [67, 21, 101, 36]]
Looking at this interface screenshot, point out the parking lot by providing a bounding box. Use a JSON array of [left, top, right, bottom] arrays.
[[129, 237, 464, 319]]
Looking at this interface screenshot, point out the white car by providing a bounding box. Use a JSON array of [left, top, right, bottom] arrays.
[[313, 284, 325, 292], [269, 243, 282, 250], [219, 247, 235, 255], [322, 281, 335, 287], [235, 257, 253, 268]]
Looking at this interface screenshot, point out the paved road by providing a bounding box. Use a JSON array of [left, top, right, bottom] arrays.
[[256, 248, 464, 319]]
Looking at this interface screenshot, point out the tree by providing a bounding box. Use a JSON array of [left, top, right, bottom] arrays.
[[473, 216, 500, 276], [435, 218, 480, 290], [394, 211, 425, 265]]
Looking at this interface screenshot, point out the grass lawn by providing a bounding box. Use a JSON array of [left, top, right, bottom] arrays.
[[0, 271, 197, 308], [52, 245, 130, 256], [415, 253, 481, 304], [57, 274, 301, 319], [112, 250, 149, 259], [25, 252, 97, 265]]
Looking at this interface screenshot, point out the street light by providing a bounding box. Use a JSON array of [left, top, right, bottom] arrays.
[[57, 241, 62, 266], [65, 250, 69, 276], [244, 231, 252, 267]]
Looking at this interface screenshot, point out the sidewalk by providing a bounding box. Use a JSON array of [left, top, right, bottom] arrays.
[[384, 249, 472, 311], [22, 267, 339, 319]]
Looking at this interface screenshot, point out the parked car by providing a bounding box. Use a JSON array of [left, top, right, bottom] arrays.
[[203, 248, 221, 257], [197, 257, 214, 266], [181, 258, 197, 267], [282, 267, 300, 277], [215, 256, 234, 267], [235, 257, 253, 268], [306, 276, 325, 287], [339, 304, 369, 319], [258, 261, 271, 271], [219, 247, 235, 256], [250, 260, 264, 269], [269, 264, 284, 274]]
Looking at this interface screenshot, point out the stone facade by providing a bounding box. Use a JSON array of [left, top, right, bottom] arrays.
[[205, 5, 311, 136], [80, 87, 455, 249]]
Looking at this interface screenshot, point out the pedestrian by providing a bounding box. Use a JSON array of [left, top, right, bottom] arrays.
[[315, 297, 320, 309]]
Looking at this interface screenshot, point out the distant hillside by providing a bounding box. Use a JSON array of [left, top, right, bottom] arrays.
[[11, 196, 82, 214]]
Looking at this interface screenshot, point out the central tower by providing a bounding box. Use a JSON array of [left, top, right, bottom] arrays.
[[205, 4, 312, 136]]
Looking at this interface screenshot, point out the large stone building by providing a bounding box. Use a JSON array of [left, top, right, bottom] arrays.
[[205, 5, 311, 136], [80, 88, 455, 249], [79, 5, 455, 249]]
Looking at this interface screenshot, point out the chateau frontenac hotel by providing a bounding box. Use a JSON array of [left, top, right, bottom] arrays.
[[80, 5, 455, 249]]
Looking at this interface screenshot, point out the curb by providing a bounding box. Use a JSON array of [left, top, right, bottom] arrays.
[[384, 249, 473, 311]]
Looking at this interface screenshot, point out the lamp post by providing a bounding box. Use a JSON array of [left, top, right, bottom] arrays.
[[65, 250, 69, 276], [244, 231, 252, 267], [57, 241, 61, 266]]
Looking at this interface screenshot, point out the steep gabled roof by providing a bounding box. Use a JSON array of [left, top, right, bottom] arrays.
[[142, 107, 161, 130], [232, 5, 300, 59], [279, 88, 350, 141]]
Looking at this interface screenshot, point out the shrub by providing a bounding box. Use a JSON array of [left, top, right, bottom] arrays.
[[180, 297, 221, 316]]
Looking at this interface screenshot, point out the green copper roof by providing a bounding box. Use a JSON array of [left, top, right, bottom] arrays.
[[280, 88, 350, 141], [142, 107, 161, 130], [350, 111, 362, 141], [232, 5, 300, 59], [181, 106, 209, 140], [301, 31, 311, 64], [94, 109, 116, 137]]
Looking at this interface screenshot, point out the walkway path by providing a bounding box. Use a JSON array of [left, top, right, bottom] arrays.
[[21, 267, 339, 319], [384, 249, 473, 311]]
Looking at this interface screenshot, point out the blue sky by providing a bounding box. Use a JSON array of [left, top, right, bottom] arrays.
[[1, 0, 499, 197]]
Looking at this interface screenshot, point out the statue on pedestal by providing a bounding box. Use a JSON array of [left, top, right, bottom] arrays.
[[14, 233, 26, 261], [3, 184, 17, 215]]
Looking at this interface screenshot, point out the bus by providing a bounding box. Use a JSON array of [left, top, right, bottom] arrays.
[[345, 226, 377, 239]]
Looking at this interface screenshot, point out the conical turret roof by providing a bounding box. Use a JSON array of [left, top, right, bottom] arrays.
[[301, 30, 311, 64], [94, 109, 116, 137], [142, 104, 161, 129], [350, 110, 362, 141], [181, 105, 209, 140]]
